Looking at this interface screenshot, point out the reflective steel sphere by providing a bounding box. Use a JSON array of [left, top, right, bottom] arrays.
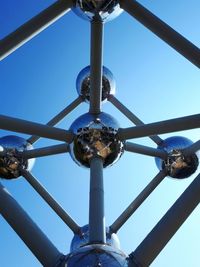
[[76, 66, 116, 103], [69, 112, 124, 168], [155, 136, 199, 179], [70, 225, 120, 252], [65, 244, 128, 267], [73, 0, 123, 22], [0, 135, 35, 179]]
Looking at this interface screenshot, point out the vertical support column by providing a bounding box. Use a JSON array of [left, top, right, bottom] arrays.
[[89, 157, 106, 243], [0, 182, 62, 267], [89, 19, 104, 114]]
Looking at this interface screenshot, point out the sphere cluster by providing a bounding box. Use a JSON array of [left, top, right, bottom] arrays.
[[76, 66, 116, 103], [155, 136, 199, 179], [69, 112, 124, 168], [0, 135, 34, 179]]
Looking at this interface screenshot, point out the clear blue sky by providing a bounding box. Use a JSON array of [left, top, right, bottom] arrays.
[[0, 0, 199, 266]]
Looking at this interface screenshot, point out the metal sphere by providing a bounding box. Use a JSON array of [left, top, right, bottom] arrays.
[[76, 66, 116, 103], [73, 0, 123, 22], [70, 225, 120, 252], [69, 112, 124, 168], [65, 244, 128, 267], [155, 136, 199, 179], [0, 135, 35, 179]]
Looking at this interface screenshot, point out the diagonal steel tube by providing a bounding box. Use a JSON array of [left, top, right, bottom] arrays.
[[125, 142, 167, 159], [89, 19, 104, 114], [0, 114, 74, 142], [118, 114, 200, 141], [119, 0, 200, 68], [110, 170, 166, 234], [20, 143, 69, 159], [0, 0, 73, 61], [128, 172, 200, 267], [21, 170, 80, 234], [109, 95, 162, 145], [182, 139, 200, 157], [28, 96, 82, 144], [89, 157, 106, 244], [0, 182, 63, 266]]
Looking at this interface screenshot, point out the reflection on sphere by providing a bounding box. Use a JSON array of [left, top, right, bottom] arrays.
[[70, 225, 120, 252], [73, 0, 123, 22], [76, 66, 116, 103], [69, 112, 124, 168], [0, 135, 35, 179], [155, 136, 199, 179], [66, 244, 128, 267]]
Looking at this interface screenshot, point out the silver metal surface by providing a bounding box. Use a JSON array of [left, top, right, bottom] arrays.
[[69, 112, 124, 168], [73, 0, 123, 22], [0, 135, 34, 179], [76, 66, 116, 103], [155, 136, 199, 179]]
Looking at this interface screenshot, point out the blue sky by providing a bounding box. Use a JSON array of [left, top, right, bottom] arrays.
[[0, 0, 200, 266]]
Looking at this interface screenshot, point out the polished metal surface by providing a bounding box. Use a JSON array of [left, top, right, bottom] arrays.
[[73, 0, 122, 22], [69, 112, 124, 168], [155, 136, 199, 179], [76, 66, 116, 103], [0, 135, 35, 179]]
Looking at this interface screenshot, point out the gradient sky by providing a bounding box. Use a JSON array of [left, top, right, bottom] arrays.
[[0, 1, 200, 266]]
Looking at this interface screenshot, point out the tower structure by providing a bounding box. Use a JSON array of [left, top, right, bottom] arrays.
[[0, 1, 200, 266]]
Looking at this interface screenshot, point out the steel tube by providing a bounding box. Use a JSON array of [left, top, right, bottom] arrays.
[[28, 96, 82, 144], [0, 182, 62, 266], [110, 170, 166, 233], [125, 142, 167, 159], [21, 170, 80, 234], [89, 157, 106, 243], [0, 114, 74, 142], [119, 0, 200, 68], [0, 0, 73, 61], [129, 172, 200, 267], [20, 144, 69, 159], [118, 114, 200, 141], [89, 19, 104, 114], [182, 140, 200, 157], [109, 96, 162, 145]]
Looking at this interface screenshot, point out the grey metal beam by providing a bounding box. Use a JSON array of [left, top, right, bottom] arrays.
[[119, 0, 200, 68], [0, 0, 74, 61], [20, 143, 69, 159], [0, 182, 63, 267], [21, 170, 80, 234], [110, 170, 166, 234], [125, 142, 167, 159], [109, 95, 162, 145], [118, 114, 200, 141], [128, 172, 200, 267], [89, 19, 104, 114], [28, 96, 82, 144], [89, 157, 106, 243], [0, 114, 74, 142], [182, 139, 200, 157]]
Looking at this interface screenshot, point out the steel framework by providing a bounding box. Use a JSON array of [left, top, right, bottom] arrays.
[[0, 0, 200, 266]]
